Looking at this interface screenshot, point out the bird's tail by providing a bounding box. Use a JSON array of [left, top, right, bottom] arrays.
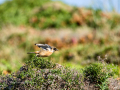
[[27, 51, 39, 54], [27, 52, 35, 54]]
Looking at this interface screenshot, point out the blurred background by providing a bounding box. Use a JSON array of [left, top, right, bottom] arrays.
[[0, 0, 120, 75]]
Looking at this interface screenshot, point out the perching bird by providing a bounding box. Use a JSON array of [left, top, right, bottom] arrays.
[[27, 44, 58, 57]]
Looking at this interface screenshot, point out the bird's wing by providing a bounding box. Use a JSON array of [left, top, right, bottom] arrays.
[[35, 44, 52, 50]]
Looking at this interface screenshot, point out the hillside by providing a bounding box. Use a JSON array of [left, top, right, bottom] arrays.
[[0, 0, 120, 89], [0, 58, 119, 89], [0, 0, 120, 29]]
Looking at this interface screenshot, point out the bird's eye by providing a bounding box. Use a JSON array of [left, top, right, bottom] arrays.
[[54, 48, 58, 51]]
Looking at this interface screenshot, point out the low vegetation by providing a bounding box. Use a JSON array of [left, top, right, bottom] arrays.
[[0, 0, 120, 89], [0, 58, 82, 89], [0, 57, 119, 89], [0, 0, 120, 29]]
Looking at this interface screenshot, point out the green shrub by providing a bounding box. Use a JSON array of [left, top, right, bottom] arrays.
[[83, 63, 118, 84], [83, 63, 108, 84], [26, 56, 56, 69], [0, 57, 82, 89]]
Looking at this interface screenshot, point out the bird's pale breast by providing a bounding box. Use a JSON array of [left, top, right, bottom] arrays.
[[39, 50, 53, 57]]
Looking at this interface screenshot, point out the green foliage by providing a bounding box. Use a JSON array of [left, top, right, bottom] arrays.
[[97, 79, 109, 90], [106, 64, 119, 76], [83, 63, 108, 84], [83, 62, 118, 89], [0, 57, 82, 89], [0, 56, 119, 89], [0, 0, 50, 27], [0, 0, 120, 29], [86, 9, 103, 29], [33, 8, 72, 29], [0, 0, 73, 29], [0, 59, 12, 72], [26, 56, 56, 69], [108, 15, 120, 29], [0, 59, 21, 75]]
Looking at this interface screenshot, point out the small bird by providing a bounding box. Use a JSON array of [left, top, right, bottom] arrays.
[[27, 44, 58, 57]]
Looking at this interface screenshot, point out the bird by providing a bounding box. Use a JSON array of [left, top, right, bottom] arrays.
[[27, 44, 58, 57]]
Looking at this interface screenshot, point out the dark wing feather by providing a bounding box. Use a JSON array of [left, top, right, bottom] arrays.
[[35, 44, 52, 50]]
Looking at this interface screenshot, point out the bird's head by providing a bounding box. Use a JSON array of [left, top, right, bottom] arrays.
[[53, 47, 58, 51]]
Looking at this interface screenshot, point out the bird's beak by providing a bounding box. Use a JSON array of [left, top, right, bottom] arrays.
[[56, 49, 59, 51]]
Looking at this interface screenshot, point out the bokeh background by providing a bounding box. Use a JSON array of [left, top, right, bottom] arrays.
[[0, 0, 120, 76]]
